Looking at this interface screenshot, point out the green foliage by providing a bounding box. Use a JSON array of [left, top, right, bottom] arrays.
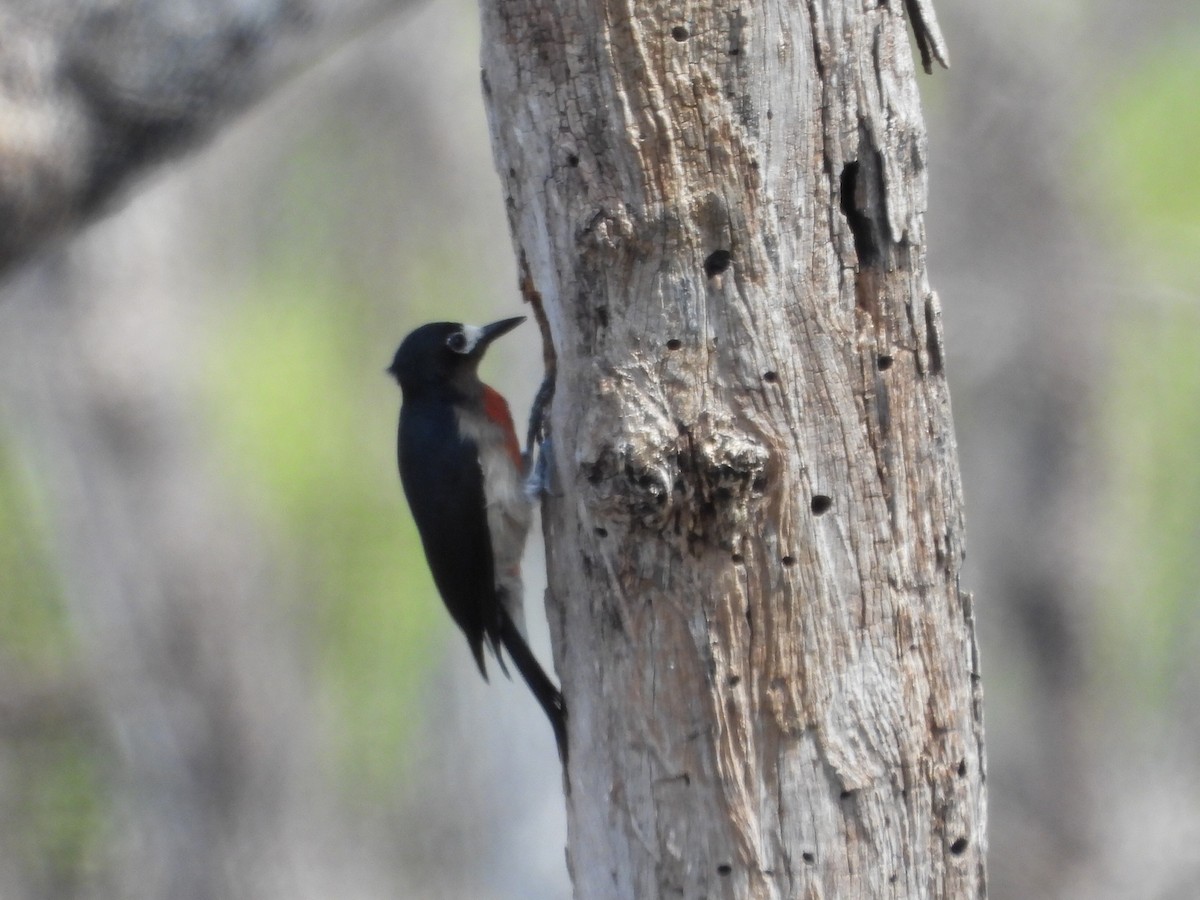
[[1104, 307, 1200, 696], [0, 442, 108, 887], [1091, 38, 1200, 292], [0, 442, 67, 668], [1103, 309, 1200, 700], [17, 735, 107, 894], [1092, 38, 1200, 703]]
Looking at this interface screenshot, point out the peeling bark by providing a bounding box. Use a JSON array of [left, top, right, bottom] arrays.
[[479, 0, 985, 896]]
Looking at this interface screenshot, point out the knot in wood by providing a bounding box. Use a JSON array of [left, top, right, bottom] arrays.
[[677, 424, 770, 545], [583, 441, 675, 530], [581, 415, 769, 546]]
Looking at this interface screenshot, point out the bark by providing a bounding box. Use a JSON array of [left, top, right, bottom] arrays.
[[479, 0, 985, 896]]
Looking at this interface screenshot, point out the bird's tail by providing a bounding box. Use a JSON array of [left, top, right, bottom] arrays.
[[495, 606, 568, 765]]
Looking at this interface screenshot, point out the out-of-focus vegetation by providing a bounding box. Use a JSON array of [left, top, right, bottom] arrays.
[[1105, 312, 1200, 700], [1093, 39, 1200, 294], [0, 445, 64, 669], [0, 444, 107, 893], [1093, 38, 1200, 706], [203, 268, 442, 793]]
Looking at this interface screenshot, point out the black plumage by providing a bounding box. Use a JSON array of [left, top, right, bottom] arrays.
[[399, 397, 499, 674]]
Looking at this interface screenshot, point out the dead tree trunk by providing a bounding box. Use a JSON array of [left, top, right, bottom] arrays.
[[479, 0, 986, 895]]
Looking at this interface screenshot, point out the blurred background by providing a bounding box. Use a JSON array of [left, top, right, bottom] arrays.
[[0, 0, 1196, 897]]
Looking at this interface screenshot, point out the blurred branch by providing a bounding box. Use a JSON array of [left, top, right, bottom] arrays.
[[0, 664, 95, 739], [0, 0, 413, 279]]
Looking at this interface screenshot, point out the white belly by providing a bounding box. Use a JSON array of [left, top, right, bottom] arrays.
[[456, 408, 533, 632]]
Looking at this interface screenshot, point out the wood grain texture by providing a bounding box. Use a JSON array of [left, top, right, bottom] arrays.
[[479, 0, 986, 895]]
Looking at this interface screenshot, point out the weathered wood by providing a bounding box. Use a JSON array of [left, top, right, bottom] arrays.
[[479, 0, 986, 895]]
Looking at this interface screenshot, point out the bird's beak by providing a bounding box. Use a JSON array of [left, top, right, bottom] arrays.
[[476, 316, 526, 349]]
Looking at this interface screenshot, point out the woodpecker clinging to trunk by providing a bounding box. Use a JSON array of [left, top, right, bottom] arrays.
[[387, 317, 567, 762]]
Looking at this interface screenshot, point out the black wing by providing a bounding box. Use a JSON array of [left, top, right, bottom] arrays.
[[399, 399, 569, 762], [398, 399, 498, 678]]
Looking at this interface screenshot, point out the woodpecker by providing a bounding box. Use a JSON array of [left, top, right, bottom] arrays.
[[387, 317, 567, 762]]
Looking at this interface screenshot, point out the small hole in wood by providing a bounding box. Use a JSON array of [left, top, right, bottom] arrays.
[[957, 759, 967, 777], [751, 476, 767, 493], [802, 852, 815, 864], [811, 495, 833, 515], [567, 153, 580, 167], [762, 371, 779, 384], [950, 837, 969, 856], [781, 555, 796, 567], [717, 864, 732, 876], [597, 306, 609, 327], [727, 674, 741, 686], [839, 789, 853, 800], [877, 354, 894, 370], [666, 338, 682, 351], [731, 553, 744, 564], [704, 249, 732, 279], [671, 25, 689, 41], [728, 47, 740, 56], [595, 526, 608, 537]]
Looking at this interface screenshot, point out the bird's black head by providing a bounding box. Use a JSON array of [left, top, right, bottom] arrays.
[[387, 317, 525, 399]]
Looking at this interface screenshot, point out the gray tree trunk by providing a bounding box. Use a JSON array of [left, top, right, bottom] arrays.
[[479, 0, 987, 896]]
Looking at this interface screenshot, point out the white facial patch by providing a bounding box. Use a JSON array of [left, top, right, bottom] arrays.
[[448, 324, 486, 355]]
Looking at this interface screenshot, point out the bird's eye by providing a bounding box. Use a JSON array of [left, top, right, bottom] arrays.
[[446, 332, 468, 353]]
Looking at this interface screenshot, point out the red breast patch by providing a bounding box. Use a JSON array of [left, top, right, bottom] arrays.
[[481, 385, 522, 470]]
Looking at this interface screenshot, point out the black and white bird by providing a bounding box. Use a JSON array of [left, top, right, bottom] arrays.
[[386, 316, 567, 761]]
